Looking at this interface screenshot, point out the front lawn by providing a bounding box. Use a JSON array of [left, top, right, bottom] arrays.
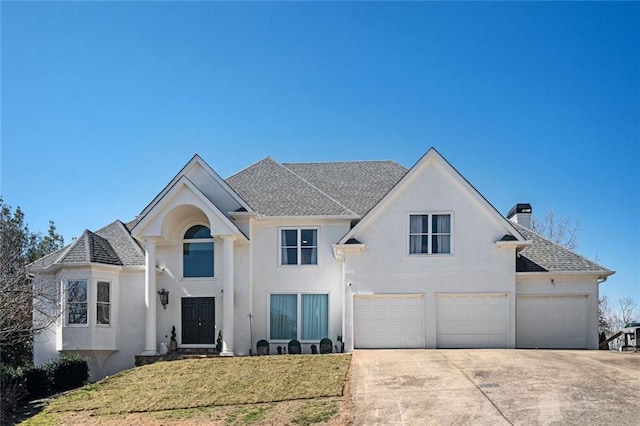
[[21, 354, 352, 425]]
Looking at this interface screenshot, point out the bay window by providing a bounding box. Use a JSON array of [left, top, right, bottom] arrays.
[[96, 281, 111, 325], [67, 280, 88, 325]]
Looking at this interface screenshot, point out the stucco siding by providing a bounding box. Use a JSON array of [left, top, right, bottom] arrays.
[[250, 218, 350, 353], [516, 275, 600, 349], [344, 159, 518, 350]]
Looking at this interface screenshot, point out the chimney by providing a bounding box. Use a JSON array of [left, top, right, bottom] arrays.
[[507, 203, 532, 229]]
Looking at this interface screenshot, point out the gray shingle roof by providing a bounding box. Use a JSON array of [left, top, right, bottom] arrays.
[[514, 223, 610, 273], [282, 161, 408, 216], [226, 158, 358, 216], [28, 220, 144, 272], [58, 230, 122, 265], [95, 221, 145, 266], [226, 157, 407, 217]]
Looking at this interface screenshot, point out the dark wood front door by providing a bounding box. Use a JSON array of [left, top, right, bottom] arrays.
[[181, 297, 215, 344]]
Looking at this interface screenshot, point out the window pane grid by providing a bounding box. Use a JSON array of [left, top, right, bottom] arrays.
[[67, 280, 87, 325], [183, 225, 214, 278], [409, 214, 451, 255], [281, 229, 318, 265], [409, 215, 429, 254], [97, 281, 110, 325], [270, 293, 328, 341]]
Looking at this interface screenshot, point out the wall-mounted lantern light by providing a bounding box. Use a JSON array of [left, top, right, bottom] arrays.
[[157, 288, 169, 309]]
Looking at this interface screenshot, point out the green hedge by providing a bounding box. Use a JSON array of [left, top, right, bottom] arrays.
[[0, 364, 27, 416], [0, 355, 89, 412]]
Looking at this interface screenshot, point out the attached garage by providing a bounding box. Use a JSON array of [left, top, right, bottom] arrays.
[[436, 293, 509, 348], [516, 295, 589, 349], [354, 294, 425, 349]]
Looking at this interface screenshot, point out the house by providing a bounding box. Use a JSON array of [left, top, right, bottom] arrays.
[[29, 148, 614, 379]]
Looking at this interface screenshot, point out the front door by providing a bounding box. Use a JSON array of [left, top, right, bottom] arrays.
[[181, 297, 215, 344]]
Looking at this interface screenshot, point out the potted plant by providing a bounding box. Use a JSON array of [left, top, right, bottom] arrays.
[[256, 339, 270, 355], [288, 339, 301, 354], [216, 330, 223, 352], [320, 338, 333, 354], [170, 326, 178, 351]]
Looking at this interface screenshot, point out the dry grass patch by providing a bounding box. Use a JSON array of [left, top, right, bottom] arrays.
[[23, 354, 350, 423]]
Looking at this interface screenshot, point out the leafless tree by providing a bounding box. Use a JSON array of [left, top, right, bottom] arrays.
[[617, 297, 638, 326], [0, 198, 64, 366], [598, 294, 614, 334], [531, 210, 581, 251]]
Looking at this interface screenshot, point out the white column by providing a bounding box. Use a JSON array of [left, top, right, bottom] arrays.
[[143, 239, 157, 355], [221, 235, 235, 356]]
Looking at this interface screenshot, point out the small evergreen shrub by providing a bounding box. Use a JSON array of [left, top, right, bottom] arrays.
[[0, 364, 27, 415], [288, 339, 301, 354], [24, 364, 51, 399], [50, 355, 89, 393], [256, 339, 270, 355], [320, 338, 333, 354]]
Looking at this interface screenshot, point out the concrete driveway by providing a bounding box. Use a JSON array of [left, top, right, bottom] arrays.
[[350, 349, 640, 425]]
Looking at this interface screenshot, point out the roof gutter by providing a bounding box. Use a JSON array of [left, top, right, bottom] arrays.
[[517, 270, 615, 279]]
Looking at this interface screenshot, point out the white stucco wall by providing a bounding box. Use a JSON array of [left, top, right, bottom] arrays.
[[33, 266, 146, 380], [342, 158, 519, 350], [516, 273, 600, 349], [250, 217, 351, 354]]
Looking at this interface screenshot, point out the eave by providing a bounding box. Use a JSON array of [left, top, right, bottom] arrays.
[[332, 243, 366, 260]]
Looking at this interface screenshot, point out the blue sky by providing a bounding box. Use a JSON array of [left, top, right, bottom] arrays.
[[1, 2, 638, 305]]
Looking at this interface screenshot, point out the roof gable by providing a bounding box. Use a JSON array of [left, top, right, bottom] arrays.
[[131, 175, 247, 241], [339, 147, 526, 243], [136, 154, 252, 224]]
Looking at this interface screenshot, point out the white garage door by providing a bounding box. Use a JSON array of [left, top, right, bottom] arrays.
[[354, 294, 425, 349], [517, 295, 588, 349], [436, 293, 508, 348]]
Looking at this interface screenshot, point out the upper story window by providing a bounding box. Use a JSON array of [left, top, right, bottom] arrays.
[[183, 225, 214, 278], [67, 280, 88, 325], [409, 213, 452, 254], [281, 228, 318, 265], [96, 281, 111, 325]]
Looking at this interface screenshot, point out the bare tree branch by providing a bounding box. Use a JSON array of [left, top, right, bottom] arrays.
[[530, 210, 581, 251]]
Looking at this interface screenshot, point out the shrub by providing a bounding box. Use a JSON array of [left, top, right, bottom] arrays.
[[320, 338, 333, 354], [256, 339, 270, 355], [288, 339, 301, 354], [24, 364, 51, 399], [0, 364, 27, 416], [49, 355, 89, 393]]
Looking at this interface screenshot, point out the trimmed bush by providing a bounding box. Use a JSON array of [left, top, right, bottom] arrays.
[[0, 364, 27, 416], [50, 355, 89, 393], [320, 338, 333, 354], [256, 339, 270, 355], [288, 339, 301, 354], [24, 365, 51, 399]]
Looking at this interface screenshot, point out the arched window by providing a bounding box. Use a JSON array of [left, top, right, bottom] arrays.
[[183, 225, 214, 278]]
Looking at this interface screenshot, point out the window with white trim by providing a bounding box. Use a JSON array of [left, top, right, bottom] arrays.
[[269, 293, 328, 341], [67, 280, 88, 325], [96, 281, 111, 325], [183, 225, 214, 278], [409, 213, 451, 254], [280, 229, 318, 265]]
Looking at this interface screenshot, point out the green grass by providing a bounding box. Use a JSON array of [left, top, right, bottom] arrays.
[[292, 400, 339, 425], [22, 354, 351, 424]]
